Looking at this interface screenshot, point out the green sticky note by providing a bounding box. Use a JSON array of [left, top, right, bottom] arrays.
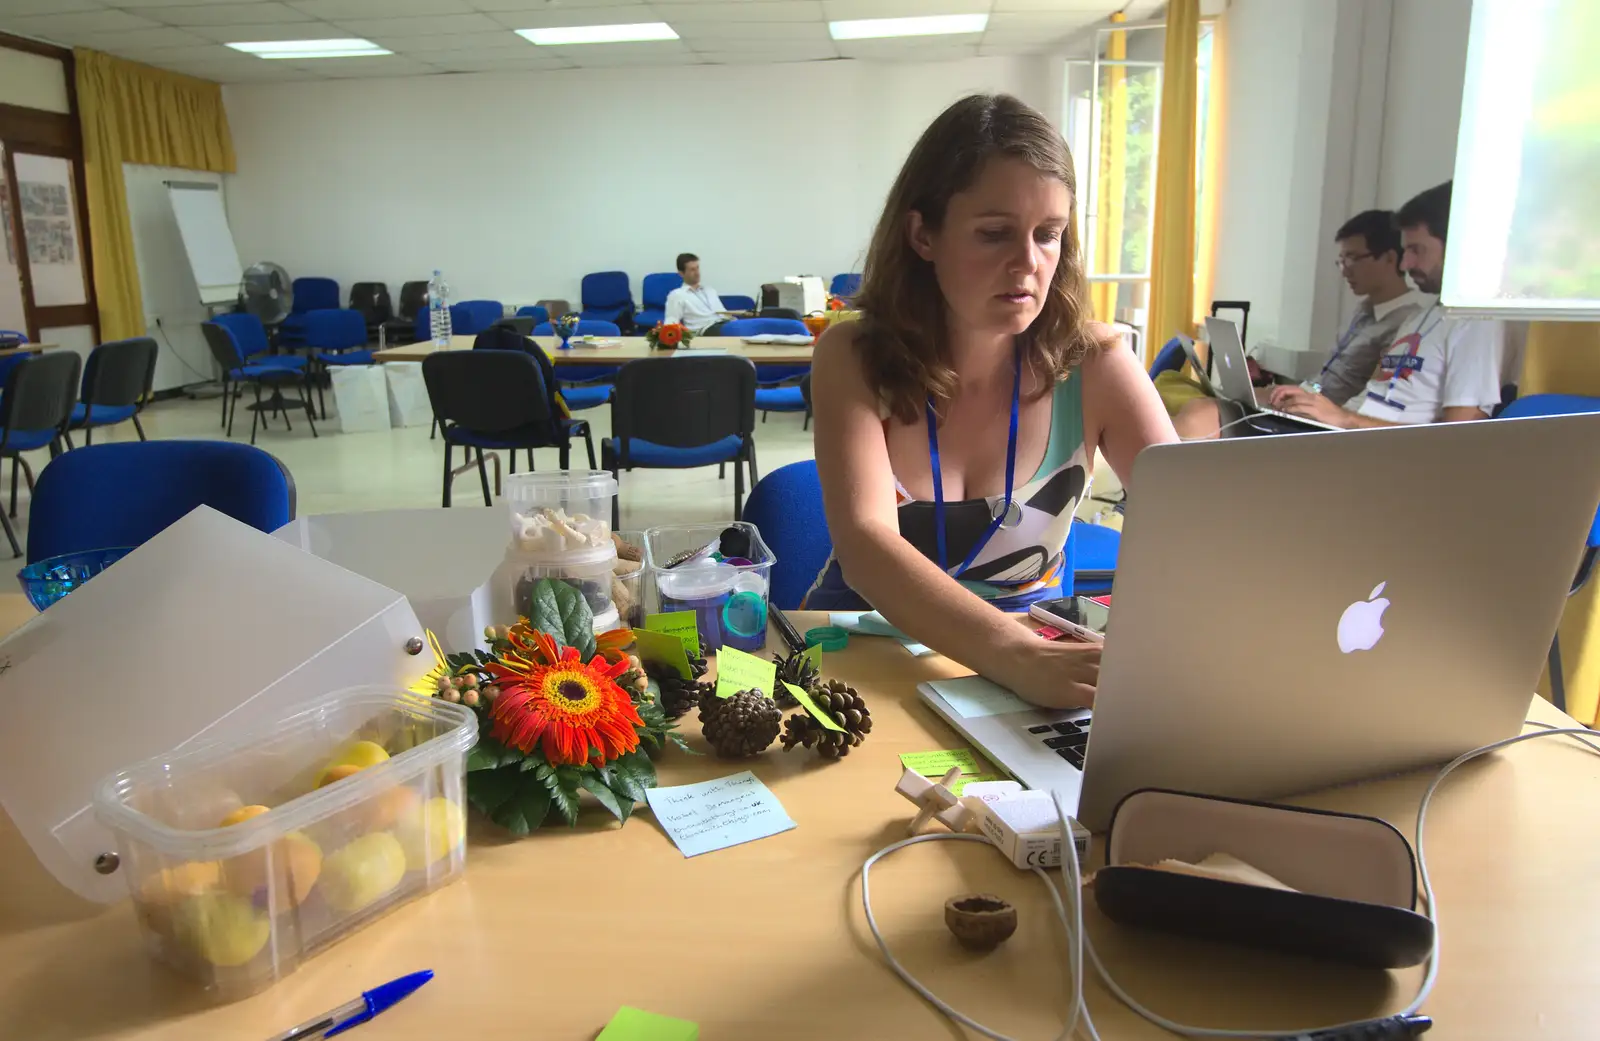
[[646, 611, 700, 657], [949, 773, 1006, 796], [784, 681, 845, 732], [716, 645, 776, 699], [900, 749, 982, 777], [632, 628, 692, 681], [596, 1006, 699, 1041], [800, 642, 823, 673]]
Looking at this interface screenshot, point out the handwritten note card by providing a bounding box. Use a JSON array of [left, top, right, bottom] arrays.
[[596, 1007, 699, 1041], [632, 628, 692, 680], [646, 611, 700, 657], [715, 645, 776, 699], [900, 749, 983, 777], [925, 676, 1032, 719], [644, 771, 796, 858], [800, 642, 823, 673]]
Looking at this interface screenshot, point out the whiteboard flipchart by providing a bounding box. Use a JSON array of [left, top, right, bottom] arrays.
[[165, 181, 243, 305]]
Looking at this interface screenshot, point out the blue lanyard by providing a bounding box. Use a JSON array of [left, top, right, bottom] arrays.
[[1379, 301, 1444, 405], [926, 346, 1022, 576], [1319, 309, 1368, 379]]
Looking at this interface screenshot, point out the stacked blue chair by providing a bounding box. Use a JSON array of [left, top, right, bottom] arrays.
[[721, 318, 813, 424], [830, 273, 862, 303], [1498, 394, 1600, 712], [202, 317, 318, 446], [68, 336, 158, 445], [279, 277, 340, 348], [304, 309, 374, 420], [721, 294, 757, 313], [636, 272, 682, 330], [450, 300, 504, 336], [742, 460, 831, 610], [1148, 336, 1189, 379], [516, 305, 550, 326], [26, 441, 295, 563], [579, 272, 634, 329]]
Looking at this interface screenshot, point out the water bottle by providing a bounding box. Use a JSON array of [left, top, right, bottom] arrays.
[[429, 269, 452, 347]]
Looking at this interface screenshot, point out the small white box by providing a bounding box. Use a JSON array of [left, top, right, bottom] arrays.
[[330, 365, 390, 433], [972, 790, 1091, 869], [384, 361, 432, 428]]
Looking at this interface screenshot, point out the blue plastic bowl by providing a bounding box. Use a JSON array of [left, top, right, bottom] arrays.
[[17, 547, 133, 611]]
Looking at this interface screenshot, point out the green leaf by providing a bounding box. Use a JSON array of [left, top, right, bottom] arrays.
[[466, 764, 522, 818], [606, 753, 656, 805], [581, 775, 626, 822], [527, 579, 596, 659], [467, 745, 502, 773], [493, 783, 553, 835], [467, 734, 519, 772], [667, 731, 700, 755], [543, 765, 583, 827], [534, 763, 555, 783], [445, 651, 478, 672], [474, 649, 496, 665]]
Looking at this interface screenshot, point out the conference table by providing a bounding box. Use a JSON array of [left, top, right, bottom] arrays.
[[374, 334, 815, 367], [1, 601, 1596, 1039]]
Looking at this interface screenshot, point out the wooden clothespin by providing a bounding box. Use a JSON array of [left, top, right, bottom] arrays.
[[895, 766, 970, 835]]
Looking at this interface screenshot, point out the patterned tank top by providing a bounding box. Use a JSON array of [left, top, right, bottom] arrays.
[[805, 372, 1090, 611]]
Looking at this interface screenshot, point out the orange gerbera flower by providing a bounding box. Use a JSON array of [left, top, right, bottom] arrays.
[[658, 323, 683, 348], [487, 643, 642, 766]]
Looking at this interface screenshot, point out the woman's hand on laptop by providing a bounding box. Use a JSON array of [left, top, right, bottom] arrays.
[[993, 638, 1101, 709]]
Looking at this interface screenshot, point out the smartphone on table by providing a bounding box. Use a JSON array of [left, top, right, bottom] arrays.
[[1027, 595, 1109, 643]]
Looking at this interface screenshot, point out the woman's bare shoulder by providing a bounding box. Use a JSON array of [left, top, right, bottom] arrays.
[[813, 320, 867, 374]]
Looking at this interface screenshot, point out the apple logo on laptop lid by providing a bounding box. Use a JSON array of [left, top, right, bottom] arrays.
[[1338, 582, 1390, 654]]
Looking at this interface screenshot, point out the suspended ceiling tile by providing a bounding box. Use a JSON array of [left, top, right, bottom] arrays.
[[329, 13, 507, 36], [821, 0, 990, 20], [138, 3, 317, 27], [72, 27, 215, 50], [286, 0, 476, 18], [381, 32, 530, 55], [471, 0, 645, 10], [673, 21, 831, 42], [2, 9, 162, 37], [661, 1, 825, 21], [487, 4, 657, 30], [0, 0, 106, 17]]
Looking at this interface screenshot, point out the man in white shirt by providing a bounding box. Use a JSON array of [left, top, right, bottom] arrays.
[[663, 253, 730, 335], [1276, 181, 1503, 428]]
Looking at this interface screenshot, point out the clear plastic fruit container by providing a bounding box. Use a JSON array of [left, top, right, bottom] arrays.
[[491, 548, 622, 632], [93, 688, 477, 1000], [503, 470, 618, 563]]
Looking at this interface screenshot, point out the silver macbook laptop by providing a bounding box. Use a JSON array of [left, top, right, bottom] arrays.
[[920, 413, 1600, 831], [1205, 316, 1341, 432]]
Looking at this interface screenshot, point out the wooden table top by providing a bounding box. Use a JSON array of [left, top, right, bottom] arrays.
[[374, 334, 814, 366], [1, 342, 48, 356], [1, 601, 1595, 1040]]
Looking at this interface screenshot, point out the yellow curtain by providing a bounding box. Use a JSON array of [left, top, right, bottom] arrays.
[[1090, 12, 1127, 325], [75, 49, 236, 342], [1145, 0, 1200, 360], [1191, 14, 1226, 335], [1522, 321, 1600, 724]]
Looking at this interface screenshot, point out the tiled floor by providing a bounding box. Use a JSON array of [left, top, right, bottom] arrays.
[[6, 390, 1123, 559]]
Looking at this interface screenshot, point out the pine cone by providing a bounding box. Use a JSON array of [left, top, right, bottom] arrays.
[[699, 689, 781, 758], [780, 680, 873, 760], [688, 639, 709, 681], [770, 649, 820, 707], [650, 666, 712, 720]]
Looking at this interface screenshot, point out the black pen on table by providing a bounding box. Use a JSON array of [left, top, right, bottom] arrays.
[[770, 604, 806, 653]]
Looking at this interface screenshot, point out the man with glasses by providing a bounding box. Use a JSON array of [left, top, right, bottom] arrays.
[[1275, 182, 1503, 428], [1174, 208, 1423, 438]]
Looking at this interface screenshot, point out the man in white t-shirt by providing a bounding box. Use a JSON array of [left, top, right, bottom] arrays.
[[1276, 181, 1503, 428], [663, 253, 731, 335]]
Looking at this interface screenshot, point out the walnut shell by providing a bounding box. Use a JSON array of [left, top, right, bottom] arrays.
[[944, 894, 1018, 952]]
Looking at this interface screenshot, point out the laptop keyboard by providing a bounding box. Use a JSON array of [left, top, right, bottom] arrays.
[[1025, 716, 1091, 769]]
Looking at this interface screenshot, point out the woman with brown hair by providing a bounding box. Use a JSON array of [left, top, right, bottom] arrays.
[[807, 93, 1176, 709]]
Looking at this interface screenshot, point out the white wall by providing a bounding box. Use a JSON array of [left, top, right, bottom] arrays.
[[1378, 0, 1473, 204], [221, 58, 1053, 311], [125, 165, 224, 392]]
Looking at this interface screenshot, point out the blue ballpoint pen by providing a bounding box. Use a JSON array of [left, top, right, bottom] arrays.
[[265, 970, 434, 1041]]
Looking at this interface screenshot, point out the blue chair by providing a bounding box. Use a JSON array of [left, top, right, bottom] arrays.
[[26, 441, 295, 563], [721, 318, 813, 423], [719, 317, 811, 340], [279, 277, 340, 347], [304, 309, 374, 420], [423, 350, 595, 506], [1065, 518, 1120, 596], [556, 320, 623, 412], [202, 320, 318, 446], [721, 294, 757, 313], [1499, 394, 1600, 712], [210, 313, 306, 430], [602, 355, 757, 528], [1148, 336, 1189, 379], [742, 460, 831, 610], [450, 300, 503, 336], [516, 305, 550, 326], [580, 271, 634, 329], [0, 351, 79, 556], [0, 330, 27, 345], [68, 336, 158, 446], [636, 272, 682, 330], [830, 273, 862, 302]]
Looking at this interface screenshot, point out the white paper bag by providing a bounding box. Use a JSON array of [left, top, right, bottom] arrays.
[[385, 362, 432, 428], [331, 365, 391, 433]]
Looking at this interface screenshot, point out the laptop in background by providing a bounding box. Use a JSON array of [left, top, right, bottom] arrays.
[[1205, 317, 1341, 433], [919, 412, 1600, 831]]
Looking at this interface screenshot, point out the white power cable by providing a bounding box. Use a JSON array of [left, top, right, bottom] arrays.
[[863, 723, 1600, 1041]]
